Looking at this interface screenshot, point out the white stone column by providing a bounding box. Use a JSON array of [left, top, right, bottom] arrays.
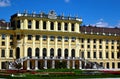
[[40, 35, 42, 57], [35, 58, 38, 70], [52, 57, 55, 69], [61, 22, 64, 32], [62, 36, 64, 58], [32, 35, 35, 57], [55, 36, 57, 58], [6, 34, 9, 58], [96, 39, 99, 59], [47, 21, 50, 30], [54, 21, 58, 31], [68, 23, 71, 32], [23, 19, 28, 29], [27, 59, 30, 70], [23, 35, 27, 57], [72, 57, 75, 69], [102, 40, 106, 59], [79, 58, 82, 69], [67, 57, 70, 69], [47, 36, 50, 57], [32, 19, 35, 30], [44, 57, 47, 69], [68, 36, 71, 57], [39, 20, 43, 30]]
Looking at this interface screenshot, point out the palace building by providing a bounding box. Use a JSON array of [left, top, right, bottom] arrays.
[[0, 11, 120, 70]]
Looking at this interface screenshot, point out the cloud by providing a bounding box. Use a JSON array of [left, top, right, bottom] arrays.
[[65, 0, 70, 3], [95, 19, 110, 27], [116, 20, 120, 28], [0, 0, 11, 7]]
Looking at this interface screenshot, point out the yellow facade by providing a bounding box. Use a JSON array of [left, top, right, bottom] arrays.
[[0, 11, 120, 70]]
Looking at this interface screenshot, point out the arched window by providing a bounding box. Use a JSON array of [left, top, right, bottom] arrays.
[[43, 48, 47, 58], [71, 49, 75, 58], [35, 48, 39, 58], [58, 23, 61, 30], [65, 49, 68, 59], [28, 47, 32, 58], [50, 48, 54, 58], [58, 48, 61, 58], [16, 47, 20, 59], [50, 22, 54, 30]]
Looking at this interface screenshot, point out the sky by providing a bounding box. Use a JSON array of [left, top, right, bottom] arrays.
[[0, 0, 120, 28]]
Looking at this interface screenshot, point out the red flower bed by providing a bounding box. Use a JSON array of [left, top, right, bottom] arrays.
[[101, 70, 120, 75]]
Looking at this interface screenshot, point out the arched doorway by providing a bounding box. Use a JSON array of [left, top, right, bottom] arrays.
[[43, 48, 47, 58], [50, 48, 54, 58], [16, 47, 20, 59], [35, 48, 39, 58], [27, 47, 32, 58], [71, 49, 75, 58], [58, 48, 61, 59], [64, 49, 68, 59]]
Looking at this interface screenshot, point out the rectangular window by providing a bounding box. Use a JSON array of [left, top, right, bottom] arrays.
[[112, 62, 115, 68], [43, 35, 47, 41], [50, 36, 55, 41], [2, 34, 5, 40], [93, 52, 96, 58], [99, 52, 102, 58], [87, 45, 90, 48], [93, 45, 96, 48], [81, 45, 84, 48], [28, 20, 32, 29], [50, 22, 54, 30], [106, 40, 109, 44], [1, 62, 6, 69], [71, 23, 74, 31], [36, 21, 39, 29], [36, 35, 40, 40], [112, 52, 114, 58], [43, 21, 46, 29], [87, 39, 90, 43], [10, 42, 13, 45], [106, 46, 108, 49], [1, 49, 5, 57], [64, 23, 68, 31], [106, 52, 108, 58], [112, 40, 114, 44], [71, 37, 76, 42], [2, 42, 5, 46], [99, 39, 102, 44], [81, 38, 84, 43], [28, 35, 32, 40], [58, 23, 61, 30], [64, 37, 69, 42], [58, 36, 62, 41], [107, 62, 109, 69], [99, 45, 102, 49], [112, 46, 114, 49], [17, 35, 20, 40], [10, 35, 13, 39], [118, 63, 120, 68], [9, 50, 13, 57], [93, 39, 96, 43], [87, 52, 90, 58]]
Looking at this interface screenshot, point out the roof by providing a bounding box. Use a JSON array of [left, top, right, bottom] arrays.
[[80, 26, 120, 36], [0, 20, 10, 29]]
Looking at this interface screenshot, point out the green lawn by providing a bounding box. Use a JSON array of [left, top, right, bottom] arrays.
[[0, 69, 120, 79]]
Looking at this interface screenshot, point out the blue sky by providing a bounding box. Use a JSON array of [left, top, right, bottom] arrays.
[[0, 0, 120, 28]]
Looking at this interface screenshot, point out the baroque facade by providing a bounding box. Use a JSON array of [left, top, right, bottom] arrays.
[[0, 11, 120, 70]]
